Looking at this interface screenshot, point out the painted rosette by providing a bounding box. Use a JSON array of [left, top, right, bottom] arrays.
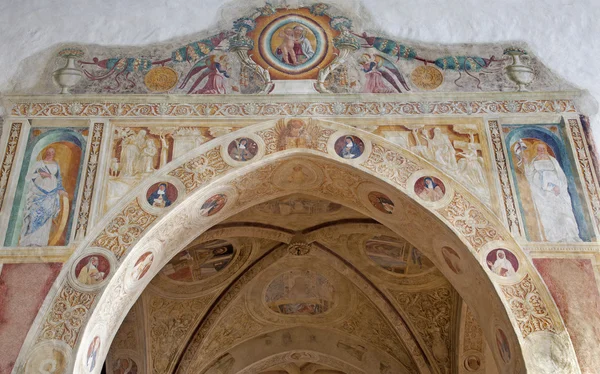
[[258, 15, 328, 75]]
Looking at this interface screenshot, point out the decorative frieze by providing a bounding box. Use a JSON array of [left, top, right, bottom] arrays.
[[0, 123, 22, 211], [9, 99, 577, 118]]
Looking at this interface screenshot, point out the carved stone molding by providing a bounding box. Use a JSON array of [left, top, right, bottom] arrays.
[[489, 120, 523, 237], [567, 118, 600, 233], [148, 294, 215, 374], [500, 274, 557, 338], [391, 286, 456, 374], [91, 200, 157, 259], [168, 146, 233, 193], [438, 193, 503, 251], [361, 143, 421, 188], [0, 122, 22, 211], [37, 284, 96, 347], [8, 98, 578, 118], [74, 123, 105, 239]]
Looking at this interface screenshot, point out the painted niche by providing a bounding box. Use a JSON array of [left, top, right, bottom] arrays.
[[161, 239, 235, 282], [504, 124, 592, 242], [265, 269, 335, 315], [365, 235, 434, 275], [5, 128, 87, 247]]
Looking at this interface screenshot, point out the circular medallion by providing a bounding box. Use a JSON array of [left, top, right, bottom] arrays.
[[131, 252, 155, 281], [25, 341, 71, 374], [227, 138, 259, 162], [144, 66, 178, 92], [86, 336, 102, 372], [440, 246, 463, 274], [334, 135, 365, 160], [464, 354, 482, 371], [411, 65, 443, 90], [414, 176, 446, 203], [73, 254, 111, 287], [486, 248, 519, 278], [200, 193, 228, 217], [258, 14, 328, 75], [368, 191, 394, 214], [145, 181, 179, 209], [495, 328, 511, 363]]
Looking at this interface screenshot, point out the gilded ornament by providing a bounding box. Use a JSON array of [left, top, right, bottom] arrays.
[[410, 65, 443, 90], [144, 66, 179, 92]]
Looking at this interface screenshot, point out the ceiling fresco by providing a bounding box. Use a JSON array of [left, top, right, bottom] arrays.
[[106, 200, 477, 374]]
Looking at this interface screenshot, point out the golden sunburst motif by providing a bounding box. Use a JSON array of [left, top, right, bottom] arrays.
[[144, 66, 179, 92], [411, 65, 444, 90]]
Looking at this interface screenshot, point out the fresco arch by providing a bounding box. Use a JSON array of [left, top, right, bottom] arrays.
[[15, 120, 580, 374]]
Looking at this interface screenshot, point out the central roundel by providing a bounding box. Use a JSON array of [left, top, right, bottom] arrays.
[[259, 14, 328, 75]]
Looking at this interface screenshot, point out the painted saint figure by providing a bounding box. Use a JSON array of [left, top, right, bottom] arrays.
[[120, 130, 147, 177], [524, 143, 581, 242], [229, 138, 257, 161], [19, 147, 68, 247], [417, 177, 444, 202], [132, 253, 154, 281], [87, 337, 101, 371], [139, 138, 157, 173], [422, 128, 458, 171], [487, 250, 516, 277], [77, 256, 106, 285], [338, 136, 362, 159], [147, 183, 172, 208]]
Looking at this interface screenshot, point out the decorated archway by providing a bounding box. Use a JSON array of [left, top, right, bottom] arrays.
[[13, 119, 580, 373], [2, 2, 600, 373]]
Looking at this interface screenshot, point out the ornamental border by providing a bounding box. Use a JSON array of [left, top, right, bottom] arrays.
[[8, 99, 576, 118]]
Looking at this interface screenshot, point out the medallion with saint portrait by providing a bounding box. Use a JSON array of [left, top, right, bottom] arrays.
[[334, 135, 365, 160], [146, 181, 178, 209], [414, 176, 446, 203], [486, 248, 519, 277], [74, 254, 111, 287], [228, 138, 259, 162], [131, 252, 154, 281]]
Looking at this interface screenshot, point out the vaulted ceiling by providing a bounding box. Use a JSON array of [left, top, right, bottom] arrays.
[[107, 194, 494, 374]]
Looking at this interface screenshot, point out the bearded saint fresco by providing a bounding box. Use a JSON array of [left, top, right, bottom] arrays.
[[523, 143, 581, 242], [510, 132, 586, 242]]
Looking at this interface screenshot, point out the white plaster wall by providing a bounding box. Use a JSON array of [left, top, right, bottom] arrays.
[[1, 0, 599, 134]]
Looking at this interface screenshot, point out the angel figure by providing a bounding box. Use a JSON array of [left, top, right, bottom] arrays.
[[275, 119, 320, 150], [358, 53, 410, 93]]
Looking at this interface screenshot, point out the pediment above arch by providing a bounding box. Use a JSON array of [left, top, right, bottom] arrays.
[[8, 1, 577, 98]]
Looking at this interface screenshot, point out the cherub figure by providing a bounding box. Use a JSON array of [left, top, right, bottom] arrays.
[[278, 27, 298, 65]]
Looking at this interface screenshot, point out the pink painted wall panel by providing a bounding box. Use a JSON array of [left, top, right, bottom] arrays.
[[534, 258, 600, 374], [0, 263, 62, 374]]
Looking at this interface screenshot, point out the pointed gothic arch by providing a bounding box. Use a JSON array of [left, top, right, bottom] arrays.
[[13, 119, 581, 373]]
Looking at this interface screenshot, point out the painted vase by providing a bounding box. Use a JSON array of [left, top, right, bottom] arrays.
[[53, 49, 84, 94], [504, 49, 534, 92]]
